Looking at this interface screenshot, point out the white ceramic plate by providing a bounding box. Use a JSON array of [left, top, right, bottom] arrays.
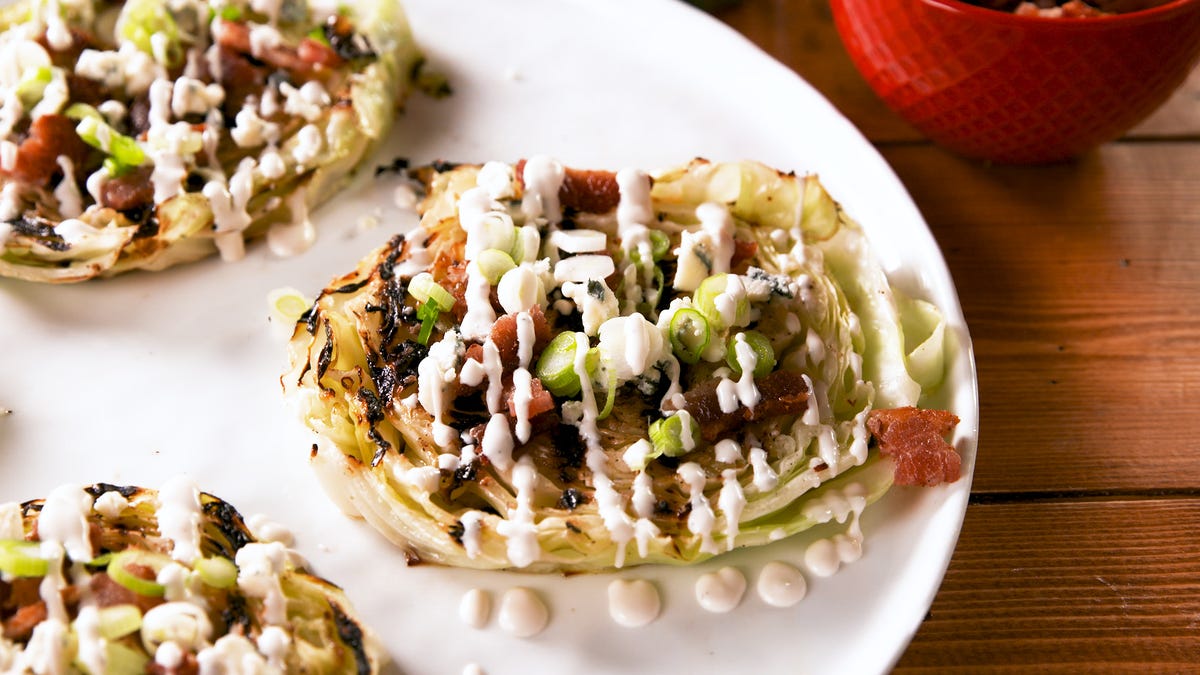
[[0, 0, 979, 672]]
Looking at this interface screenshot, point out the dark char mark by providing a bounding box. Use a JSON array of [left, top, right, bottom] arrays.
[[10, 216, 69, 252], [358, 387, 392, 467], [84, 483, 140, 499], [373, 156, 408, 177], [317, 320, 334, 380], [558, 488, 586, 510], [330, 601, 373, 675], [221, 593, 252, 634], [201, 499, 253, 556], [331, 278, 370, 295]]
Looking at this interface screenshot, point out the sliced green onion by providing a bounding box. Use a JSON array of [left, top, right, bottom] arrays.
[[268, 286, 313, 324], [416, 301, 440, 345], [668, 308, 709, 364], [693, 273, 749, 331], [218, 5, 243, 20], [105, 641, 149, 675], [649, 230, 671, 261], [15, 66, 52, 107], [120, 0, 181, 62], [476, 248, 516, 285], [306, 26, 329, 45], [408, 272, 455, 311], [107, 549, 170, 598], [726, 330, 776, 378], [86, 552, 114, 569], [64, 102, 103, 122], [75, 116, 145, 173], [0, 540, 50, 578], [194, 556, 237, 589], [648, 411, 701, 458], [535, 332, 598, 397], [97, 604, 143, 640], [597, 355, 617, 420]]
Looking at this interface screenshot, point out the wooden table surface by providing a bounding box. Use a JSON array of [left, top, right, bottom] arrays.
[[711, 1, 1200, 670]]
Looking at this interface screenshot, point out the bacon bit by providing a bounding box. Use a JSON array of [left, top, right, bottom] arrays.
[[674, 369, 810, 441], [100, 165, 154, 212], [89, 571, 161, 613], [297, 37, 345, 70], [37, 28, 95, 67], [867, 407, 961, 487], [10, 114, 93, 188], [1, 577, 40, 611], [216, 44, 269, 110], [65, 73, 108, 106], [490, 305, 552, 371], [216, 19, 337, 76], [505, 376, 555, 420], [730, 239, 758, 273], [440, 259, 469, 322], [3, 601, 47, 641], [514, 159, 622, 214]]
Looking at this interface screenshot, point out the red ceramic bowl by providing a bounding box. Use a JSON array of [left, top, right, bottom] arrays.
[[830, 0, 1200, 163]]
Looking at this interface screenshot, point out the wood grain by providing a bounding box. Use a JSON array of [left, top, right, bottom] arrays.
[[879, 144, 1200, 492], [897, 499, 1200, 670], [713, 0, 1200, 143]]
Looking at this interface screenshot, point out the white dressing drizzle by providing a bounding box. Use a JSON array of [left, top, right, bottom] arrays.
[[496, 587, 549, 638], [694, 567, 746, 613], [520, 156, 564, 224], [417, 330, 463, 448], [607, 579, 660, 628], [459, 588, 490, 629], [460, 511, 484, 559], [53, 157, 81, 218], [717, 469, 745, 552], [677, 463, 717, 554], [757, 561, 807, 608], [157, 476, 203, 563], [495, 456, 538, 568], [36, 484, 93, 565], [748, 447, 779, 493], [460, 262, 496, 341], [630, 471, 660, 559], [731, 333, 762, 411], [481, 412, 513, 472], [235, 542, 289, 625]]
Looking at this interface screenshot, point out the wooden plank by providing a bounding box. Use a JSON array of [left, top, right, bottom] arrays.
[[877, 144, 1200, 492], [713, 0, 1200, 143], [897, 499, 1200, 670]]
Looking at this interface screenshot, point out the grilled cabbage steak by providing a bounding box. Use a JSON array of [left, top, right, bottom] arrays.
[[284, 158, 956, 572], [0, 0, 422, 282], [0, 480, 383, 673]]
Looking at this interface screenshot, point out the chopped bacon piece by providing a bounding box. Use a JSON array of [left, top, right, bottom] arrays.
[[3, 601, 46, 641], [90, 571, 136, 608], [674, 369, 810, 441], [37, 28, 95, 67], [1, 577, 40, 611], [215, 44, 269, 110], [730, 239, 759, 274], [100, 165, 154, 212], [216, 19, 339, 76], [440, 259, 469, 322], [66, 73, 108, 106], [297, 37, 345, 70], [505, 376, 555, 420], [514, 159, 623, 214], [10, 114, 93, 188], [490, 305, 552, 371], [867, 407, 961, 487]]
